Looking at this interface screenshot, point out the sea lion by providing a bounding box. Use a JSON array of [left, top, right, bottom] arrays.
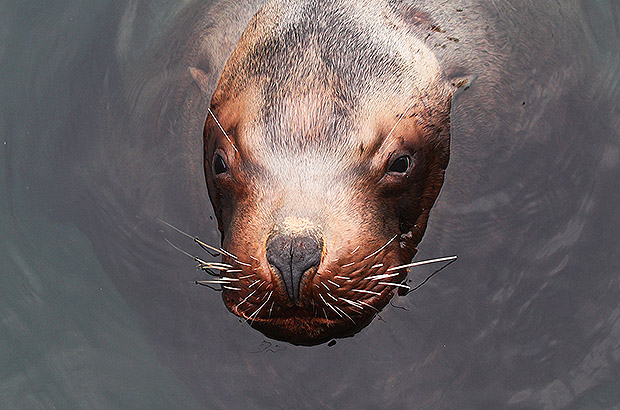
[[191, 0, 463, 345]]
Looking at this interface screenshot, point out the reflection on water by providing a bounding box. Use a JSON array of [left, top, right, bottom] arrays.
[[2, 0, 620, 408]]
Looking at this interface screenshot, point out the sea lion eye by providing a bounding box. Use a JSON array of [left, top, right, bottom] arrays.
[[213, 154, 228, 175], [388, 155, 411, 174]]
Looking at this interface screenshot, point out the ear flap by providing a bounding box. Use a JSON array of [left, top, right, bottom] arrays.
[[449, 74, 477, 95], [189, 66, 211, 97]]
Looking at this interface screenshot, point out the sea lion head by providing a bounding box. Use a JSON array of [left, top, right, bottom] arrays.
[[198, 0, 455, 345]]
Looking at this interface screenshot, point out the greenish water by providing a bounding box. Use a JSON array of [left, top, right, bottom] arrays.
[[0, 157, 198, 408]]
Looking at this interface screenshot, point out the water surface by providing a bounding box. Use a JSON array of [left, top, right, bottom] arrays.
[[2, 1, 620, 408]]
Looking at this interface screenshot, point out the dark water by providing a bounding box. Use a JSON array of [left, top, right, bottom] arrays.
[[2, 1, 620, 409]]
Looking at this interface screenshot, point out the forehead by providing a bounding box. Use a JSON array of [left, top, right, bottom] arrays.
[[214, 0, 442, 157]]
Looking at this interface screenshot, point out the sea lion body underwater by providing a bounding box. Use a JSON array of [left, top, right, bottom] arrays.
[[190, 0, 462, 345]]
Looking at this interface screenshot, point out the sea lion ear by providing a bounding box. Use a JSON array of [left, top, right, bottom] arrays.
[[447, 74, 477, 96], [189, 66, 210, 96]]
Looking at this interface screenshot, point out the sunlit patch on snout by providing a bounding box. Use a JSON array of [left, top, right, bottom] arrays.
[[188, 0, 466, 345]]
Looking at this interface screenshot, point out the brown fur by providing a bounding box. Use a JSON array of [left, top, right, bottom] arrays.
[[196, 0, 457, 345]]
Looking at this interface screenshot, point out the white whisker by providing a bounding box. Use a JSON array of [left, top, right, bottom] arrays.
[[194, 237, 237, 260], [237, 289, 258, 308], [364, 271, 400, 281], [197, 264, 231, 271], [217, 277, 239, 282], [387, 255, 457, 272], [359, 301, 379, 312], [340, 297, 364, 309], [378, 281, 410, 290], [363, 234, 398, 261], [319, 294, 343, 318], [208, 107, 238, 153], [327, 280, 340, 288], [352, 289, 382, 296]]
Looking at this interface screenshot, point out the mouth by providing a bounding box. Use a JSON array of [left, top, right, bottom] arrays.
[[236, 305, 380, 346], [162, 219, 457, 345], [217, 241, 409, 345]]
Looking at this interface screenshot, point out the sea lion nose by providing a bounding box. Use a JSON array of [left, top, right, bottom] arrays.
[[266, 233, 322, 303]]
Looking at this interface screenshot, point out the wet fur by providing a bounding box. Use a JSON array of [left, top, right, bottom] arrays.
[[194, 0, 457, 344]]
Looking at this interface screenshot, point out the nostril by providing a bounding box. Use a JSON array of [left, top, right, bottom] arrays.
[[266, 233, 322, 303], [266, 234, 292, 276], [291, 236, 322, 276]]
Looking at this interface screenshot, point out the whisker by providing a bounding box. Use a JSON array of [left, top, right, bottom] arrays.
[[260, 289, 271, 300], [350, 246, 360, 254], [200, 261, 233, 269], [164, 238, 199, 261], [364, 271, 400, 281], [362, 234, 398, 261], [352, 289, 382, 296], [371, 263, 384, 269], [405, 257, 458, 295], [197, 263, 231, 271], [237, 289, 258, 308], [269, 301, 275, 318], [319, 294, 343, 319], [165, 239, 219, 276], [247, 292, 272, 323], [248, 279, 262, 288], [387, 255, 457, 272], [359, 301, 380, 312], [334, 275, 351, 281], [159, 219, 196, 241], [340, 297, 364, 309], [333, 303, 355, 324], [378, 281, 411, 291], [341, 262, 355, 268], [196, 279, 237, 285], [208, 107, 239, 153], [159, 219, 238, 259], [348, 305, 364, 315], [327, 280, 340, 288], [194, 238, 237, 259], [222, 285, 242, 291]]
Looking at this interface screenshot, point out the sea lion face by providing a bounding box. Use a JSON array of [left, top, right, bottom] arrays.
[[202, 0, 453, 345]]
